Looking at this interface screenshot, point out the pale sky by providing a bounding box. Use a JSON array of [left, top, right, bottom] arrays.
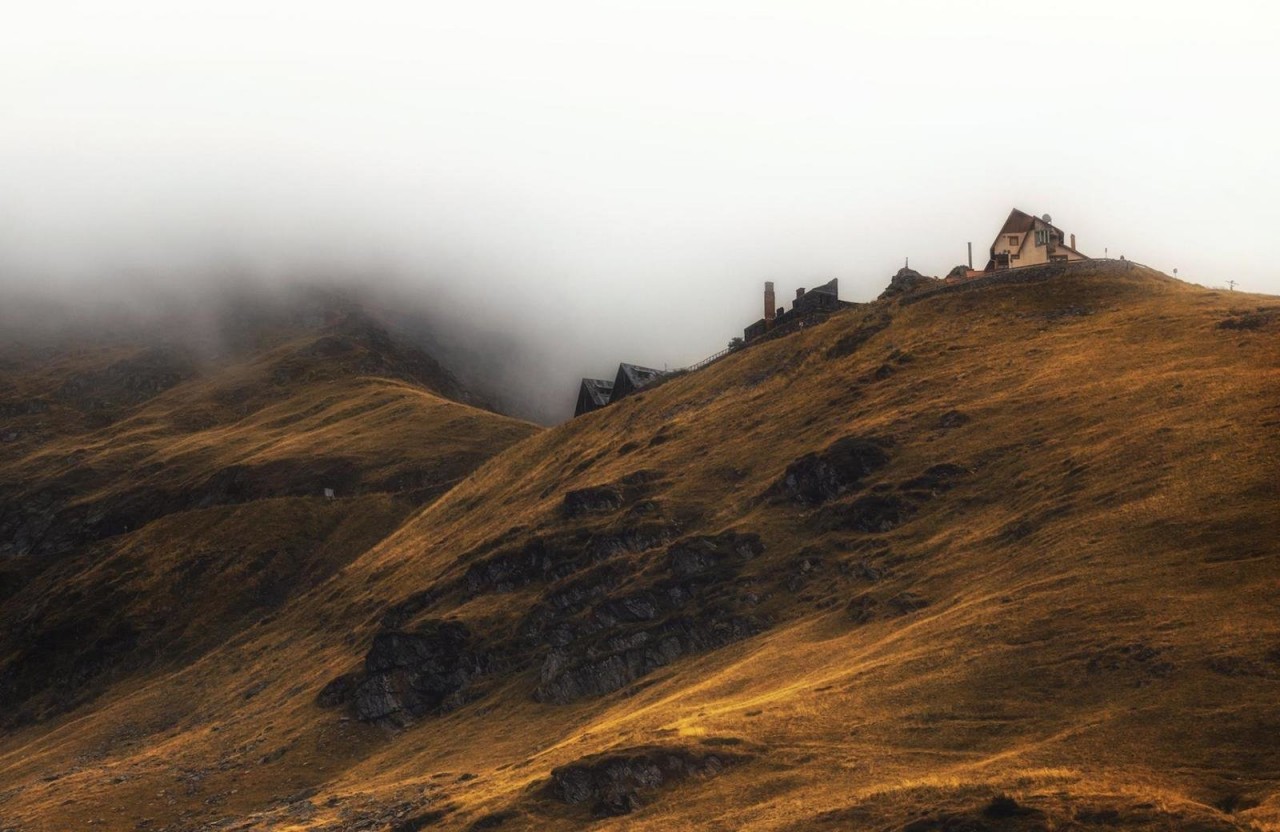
[[2, 1, 1277, 418]]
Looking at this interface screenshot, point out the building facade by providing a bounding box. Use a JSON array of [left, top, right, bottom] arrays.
[[987, 209, 1087, 271], [744, 278, 846, 342]]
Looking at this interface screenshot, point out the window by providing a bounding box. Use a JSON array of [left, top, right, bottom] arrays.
[[1035, 229, 1049, 245], [1007, 235, 1018, 246]]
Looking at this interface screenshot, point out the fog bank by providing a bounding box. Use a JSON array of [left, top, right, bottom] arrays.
[[3, 2, 1278, 420]]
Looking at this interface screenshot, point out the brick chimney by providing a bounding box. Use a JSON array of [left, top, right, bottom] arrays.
[[795, 288, 805, 300], [764, 282, 776, 330], [1070, 233, 1076, 250]]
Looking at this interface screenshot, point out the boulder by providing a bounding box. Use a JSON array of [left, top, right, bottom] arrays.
[[562, 486, 625, 517], [877, 268, 940, 300], [345, 620, 483, 723], [546, 747, 740, 817], [839, 494, 915, 533], [771, 437, 891, 506]]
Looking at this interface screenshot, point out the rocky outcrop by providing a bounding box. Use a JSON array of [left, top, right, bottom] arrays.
[[535, 611, 764, 703], [770, 437, 891, 506], [532, 532, 767, 704], [877, 267, 940, 301], [461, 524, 673, 598], [562, 470, 665, 519], [667, 533, 764, 578], [324, 621, 486, 724], [562, 486, 624, 517], [836, 494, 916, 533], [545, 747, 742, 817]]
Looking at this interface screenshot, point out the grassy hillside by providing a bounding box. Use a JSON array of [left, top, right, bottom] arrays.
[[0, 261, 1277, 831], [0, 307, 540, 727]]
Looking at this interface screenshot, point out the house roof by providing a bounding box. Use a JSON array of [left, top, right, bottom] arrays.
[[996, 208, 1040, 237], [805, 278, 839, 297], [579, 378, 614, 407], [992, 208, 1086, 256], [616, 363, 663, 390]]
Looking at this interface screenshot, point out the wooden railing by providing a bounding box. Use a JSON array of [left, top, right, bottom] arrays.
[[681, 346, 732, 373]]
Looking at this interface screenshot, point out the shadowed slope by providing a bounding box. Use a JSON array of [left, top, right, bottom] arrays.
[[0, 261, 1277, 831], [0, 309, 540, 726]]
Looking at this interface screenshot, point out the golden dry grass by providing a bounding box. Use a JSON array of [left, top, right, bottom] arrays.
[[0, 262, 1277, 831]]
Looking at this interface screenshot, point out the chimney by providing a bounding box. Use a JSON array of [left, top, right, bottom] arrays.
[[795, 288, 805, 300], [1070, 233, 1076, 250], [764, 282, 776, 330]]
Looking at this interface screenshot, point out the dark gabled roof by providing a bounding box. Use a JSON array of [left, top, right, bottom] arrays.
[[616, 363, 662, 389], [992, 208, 1086, 256], [806, 277, 839, 296], [574, 377, 615, 417], [580, 378, 613, 407], [611, 362, 664, 402], [996, 208, 1040, 237]]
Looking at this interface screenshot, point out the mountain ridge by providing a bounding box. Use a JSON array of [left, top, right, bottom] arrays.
[[0, 260, 1277, 831]]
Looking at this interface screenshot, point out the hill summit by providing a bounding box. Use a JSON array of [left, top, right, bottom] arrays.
[[0, 261, 1277, 831]]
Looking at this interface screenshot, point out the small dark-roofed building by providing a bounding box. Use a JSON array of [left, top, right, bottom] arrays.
[[574, 378, 614, 417], [611, 362, 664, 402]]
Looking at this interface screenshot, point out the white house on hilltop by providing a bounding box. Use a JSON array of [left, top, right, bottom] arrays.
[[986, 208, 1087, 271]]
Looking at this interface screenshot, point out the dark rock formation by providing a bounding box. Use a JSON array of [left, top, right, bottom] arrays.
[[531, 532, 768, 704], [462, 525, 673, 598], [545, 747, 740, 817], [837, 494, 915, 533], [667, 533, 764, 578], [771, 437, 891, 506], [341, 621, 485, 724], [562, 486, 625, 518], [877, 268, 940, 301], [315, 673, 361, 708], [534, 612, 764, 704]]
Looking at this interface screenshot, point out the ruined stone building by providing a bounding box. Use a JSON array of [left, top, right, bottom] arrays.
[[744, 278, 848, 343], [573, 279, 851, 418], [986, 208, 1087, 271]]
